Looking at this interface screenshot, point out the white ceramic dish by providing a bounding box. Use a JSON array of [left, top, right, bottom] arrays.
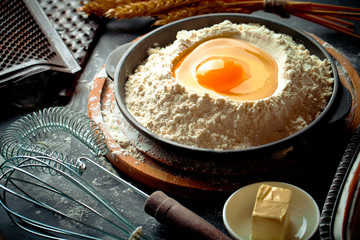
[[222, 181, 320, 240]]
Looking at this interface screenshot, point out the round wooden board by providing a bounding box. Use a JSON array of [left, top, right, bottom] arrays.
[[309, 34, 360, 132], [88, 36, 360, 198]]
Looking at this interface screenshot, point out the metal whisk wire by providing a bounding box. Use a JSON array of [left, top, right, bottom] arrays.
[[0, 155, 147, 240], [0, 107, 108, 174], [0, 107, 149, 239]]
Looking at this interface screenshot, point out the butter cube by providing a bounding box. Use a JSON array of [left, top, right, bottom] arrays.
[[251, 184, 292, 240]]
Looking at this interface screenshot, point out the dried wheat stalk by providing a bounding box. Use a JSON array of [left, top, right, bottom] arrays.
[[153, 1, 226, 25], [79, 0, 360, 38], [106, 0, 203, 19], [79, 0, 139, 16]]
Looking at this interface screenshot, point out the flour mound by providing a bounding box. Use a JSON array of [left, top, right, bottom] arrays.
[[125, 20, 333, 150]]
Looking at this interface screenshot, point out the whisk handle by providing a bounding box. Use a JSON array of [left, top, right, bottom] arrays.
[[145, 191, 231, 240]]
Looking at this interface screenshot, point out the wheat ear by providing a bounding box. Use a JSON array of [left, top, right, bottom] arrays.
[[103, 0, 202, 19]]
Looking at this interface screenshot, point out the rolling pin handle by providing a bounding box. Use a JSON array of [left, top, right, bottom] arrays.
[[144, 191, 231, 240]]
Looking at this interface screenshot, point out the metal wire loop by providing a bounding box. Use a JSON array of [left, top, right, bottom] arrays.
[[0, 156, 146, 240], [0, 107, 108, 174]]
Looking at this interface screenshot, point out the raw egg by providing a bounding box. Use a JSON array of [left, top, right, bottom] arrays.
[[173, 37, 278, 101]]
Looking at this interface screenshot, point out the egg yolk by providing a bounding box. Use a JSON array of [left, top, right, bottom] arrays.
[[196, 56, 249, 92], [173, 37, 278, 101]]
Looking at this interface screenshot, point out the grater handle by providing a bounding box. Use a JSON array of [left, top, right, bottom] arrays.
[[144, 191, 231, 240]]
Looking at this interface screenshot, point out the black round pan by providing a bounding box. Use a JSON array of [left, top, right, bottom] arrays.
[[112, 13, 350, 159]]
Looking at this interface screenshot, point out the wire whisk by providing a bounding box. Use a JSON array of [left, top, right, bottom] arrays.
[[0, 107, 149, 239], [0, 107, 232, 240], [0, 155, 148, 240], [0, 107, 108, 174]]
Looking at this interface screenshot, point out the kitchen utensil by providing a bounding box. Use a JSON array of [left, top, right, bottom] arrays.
[[0, 155, 147, 239], [0, 106, 231, 239], [37, 0, 103, 66], [112, 13, 350, 159], [0, 0, 80, 85], [0, 154, 230, 240], [320, 126, 360, 240], [0, 106, 108, 163]]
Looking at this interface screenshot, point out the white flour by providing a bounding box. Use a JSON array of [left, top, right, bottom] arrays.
[[125, 21, 333, 150]]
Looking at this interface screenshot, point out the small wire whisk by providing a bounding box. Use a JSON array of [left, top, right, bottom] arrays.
[[0, 106, 108, 166], [0, 155, 148, 240], [0, 106, 232, 240], [0, 107, 149, 239]]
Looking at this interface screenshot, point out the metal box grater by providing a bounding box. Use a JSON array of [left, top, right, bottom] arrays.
[[0, 0, 81, 85]]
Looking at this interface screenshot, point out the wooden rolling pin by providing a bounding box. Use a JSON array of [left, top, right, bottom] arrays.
[[145, 191, 231, 240]]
